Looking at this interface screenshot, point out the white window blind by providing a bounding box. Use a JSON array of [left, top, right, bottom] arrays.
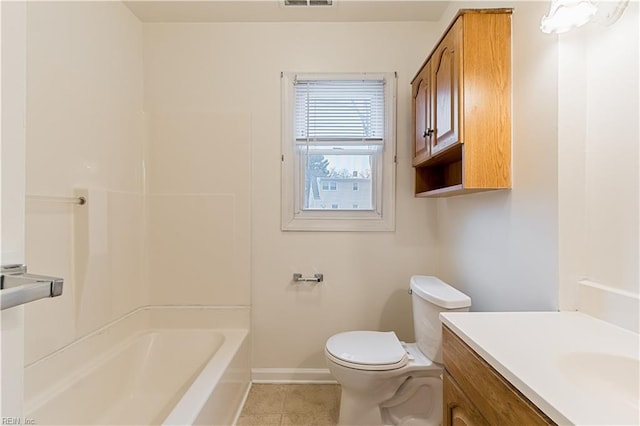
[[294, 78, 385, 144]]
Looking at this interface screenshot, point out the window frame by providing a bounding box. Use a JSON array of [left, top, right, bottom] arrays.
[[281, 72, 397, 232]]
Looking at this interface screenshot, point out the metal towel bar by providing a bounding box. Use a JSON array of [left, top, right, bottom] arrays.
[[26, 194, 86, 205]]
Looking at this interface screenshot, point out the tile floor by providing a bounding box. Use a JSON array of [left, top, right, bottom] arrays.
[[237, 383, 341, 426]]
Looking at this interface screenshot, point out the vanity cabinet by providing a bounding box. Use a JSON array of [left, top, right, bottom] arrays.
[[442, 326, 556, 426], [411, 9, 512, 197]]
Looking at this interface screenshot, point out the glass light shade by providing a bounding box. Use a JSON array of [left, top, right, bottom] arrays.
[[540, 0, 598, 34]]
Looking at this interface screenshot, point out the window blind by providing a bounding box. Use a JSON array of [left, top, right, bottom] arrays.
[[294, 78, 385, 144]]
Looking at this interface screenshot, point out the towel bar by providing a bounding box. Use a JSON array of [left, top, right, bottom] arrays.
[[26, 194, 86, 205]]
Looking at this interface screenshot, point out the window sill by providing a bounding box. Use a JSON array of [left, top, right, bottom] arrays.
[[282, 214, 395, 232]]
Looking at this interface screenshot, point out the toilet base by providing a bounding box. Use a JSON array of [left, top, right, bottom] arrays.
[[381, 376, 442, 426], [337, 374, 443, 426], [338, 389, 385, 426]]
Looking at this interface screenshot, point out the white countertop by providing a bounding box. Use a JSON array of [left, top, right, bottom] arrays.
[[439, 311, 639, 426]]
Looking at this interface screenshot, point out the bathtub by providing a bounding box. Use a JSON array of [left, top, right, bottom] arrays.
[[24, 306, 250, 425]]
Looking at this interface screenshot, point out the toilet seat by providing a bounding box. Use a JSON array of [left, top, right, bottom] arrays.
[[325, 331, 408, 371]]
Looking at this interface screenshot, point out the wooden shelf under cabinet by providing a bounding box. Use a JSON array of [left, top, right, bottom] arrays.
[[414, 144, 463, 196], [411, 9, 512, 198]]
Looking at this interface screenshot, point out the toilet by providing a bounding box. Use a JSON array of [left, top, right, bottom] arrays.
[[325, 275, 471, 426]]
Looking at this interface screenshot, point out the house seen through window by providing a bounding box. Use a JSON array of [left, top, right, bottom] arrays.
[[306, 155, 372, 210]]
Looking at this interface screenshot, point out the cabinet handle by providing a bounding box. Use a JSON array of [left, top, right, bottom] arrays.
[[425, 128, 435, 137]]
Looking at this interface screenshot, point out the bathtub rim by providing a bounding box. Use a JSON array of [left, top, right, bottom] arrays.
[[162, 328, 249, 425], [25, 304, 249, 370]]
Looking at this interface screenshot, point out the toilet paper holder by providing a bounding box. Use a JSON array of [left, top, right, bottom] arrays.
[[293, 273, 324, 283]]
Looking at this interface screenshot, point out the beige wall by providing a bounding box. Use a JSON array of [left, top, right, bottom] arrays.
[[143, 21, 443, 370], [146, 111, 251, 307], [435, 2, 560, 312], [24, 2, 145, 364], [558, 3, 639, 331]]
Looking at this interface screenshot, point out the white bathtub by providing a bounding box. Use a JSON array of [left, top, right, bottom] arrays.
[[25, 306, 250, 425]]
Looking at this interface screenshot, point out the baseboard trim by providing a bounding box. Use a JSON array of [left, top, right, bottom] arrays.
[[251, 368, 337, 384]]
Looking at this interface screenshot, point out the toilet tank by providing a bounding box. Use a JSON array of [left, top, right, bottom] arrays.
[[410, 275, 471, 364]]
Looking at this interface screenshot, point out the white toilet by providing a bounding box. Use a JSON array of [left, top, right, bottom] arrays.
[[325, 275, 471, 426]]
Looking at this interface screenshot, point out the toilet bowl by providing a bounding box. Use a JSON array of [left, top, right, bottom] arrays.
[[325, 276, 471, 426], [325, 332, 442, 425]]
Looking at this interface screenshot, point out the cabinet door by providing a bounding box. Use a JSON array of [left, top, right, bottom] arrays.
[[412, 66, 432, 165], [432, 18, 461, 156], [443, 372, 490, 426]]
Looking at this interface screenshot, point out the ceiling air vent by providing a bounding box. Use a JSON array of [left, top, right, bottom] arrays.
[[283, 0, 334, 6]]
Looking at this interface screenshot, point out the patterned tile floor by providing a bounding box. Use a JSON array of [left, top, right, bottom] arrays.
[[237, 384, 341, 426]]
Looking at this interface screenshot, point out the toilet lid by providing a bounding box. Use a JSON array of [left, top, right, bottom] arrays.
[[325, 331, 408, 371]]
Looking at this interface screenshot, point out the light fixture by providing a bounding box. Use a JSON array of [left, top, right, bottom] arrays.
[[541, 0, 598, 34], [540, 0, 630, 34]]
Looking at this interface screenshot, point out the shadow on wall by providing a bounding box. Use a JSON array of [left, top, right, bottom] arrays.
[[379, 288, 415, 343]]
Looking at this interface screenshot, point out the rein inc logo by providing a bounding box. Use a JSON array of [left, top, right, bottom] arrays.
[[1, 418, 35, 425]]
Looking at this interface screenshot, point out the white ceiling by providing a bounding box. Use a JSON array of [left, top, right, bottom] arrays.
[[124, 0, 451, 23]]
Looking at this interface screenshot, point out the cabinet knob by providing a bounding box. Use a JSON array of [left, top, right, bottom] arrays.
[[425, 128, 435, 137]]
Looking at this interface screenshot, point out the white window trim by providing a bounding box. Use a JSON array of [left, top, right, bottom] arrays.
[[281, 72, 397, 232]]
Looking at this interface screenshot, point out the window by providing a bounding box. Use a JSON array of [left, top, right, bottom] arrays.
[[321, 181, 337, 191], [282, 72, 396, 231]]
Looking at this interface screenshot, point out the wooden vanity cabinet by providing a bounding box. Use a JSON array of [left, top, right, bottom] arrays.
[[442, 326, 556, 426], [411, 9, 512, 197]]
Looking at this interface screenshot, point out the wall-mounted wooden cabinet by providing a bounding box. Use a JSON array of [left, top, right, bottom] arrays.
[[443, 326, 556, 426], [411, 9, 512, 197]]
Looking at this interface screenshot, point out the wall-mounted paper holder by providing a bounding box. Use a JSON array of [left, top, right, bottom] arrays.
[[1, 264, 64, 310], [293, 273, 324, 283]]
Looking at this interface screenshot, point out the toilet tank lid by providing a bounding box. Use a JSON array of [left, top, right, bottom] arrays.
[[410, 276, 471, 309]]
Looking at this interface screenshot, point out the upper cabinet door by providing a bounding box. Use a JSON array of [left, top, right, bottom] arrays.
[[412, 65, 432, 166], [432, 19, 461, 156]]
